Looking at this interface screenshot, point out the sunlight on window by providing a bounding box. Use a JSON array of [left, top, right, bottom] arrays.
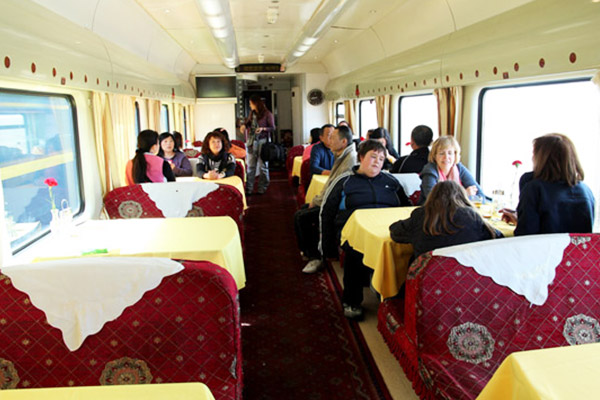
[[480, 79, 600, 229], [0, 90, 81, 252], [398, 94, 439, 156], [359, 100, 377, 138]]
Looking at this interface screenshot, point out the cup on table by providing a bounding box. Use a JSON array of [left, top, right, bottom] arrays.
[[469, 194, 483, 208]]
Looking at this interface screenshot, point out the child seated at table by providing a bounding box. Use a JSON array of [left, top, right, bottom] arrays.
[[390, 180, 502, 258], [126, 129, 176, 184], [197, 130, 236, 180]]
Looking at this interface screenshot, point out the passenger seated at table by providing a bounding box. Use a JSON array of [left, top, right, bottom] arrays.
[[294, 125, 357, 274], [390, 181, 502, 258], [321, 140, 403, 320], [126, 129, 176, 185], [367, 127, 399, 170], [419, 135, 485, 204], [302, 126, 325, 162], [214, 127, 246, 159], [173, 131, 184, 150], [197, 130, 236, 180], [502, 134, 595, 235], [157, 132, 193, 177], [310, 125, 334, 178], [390, 125, 433, 173]]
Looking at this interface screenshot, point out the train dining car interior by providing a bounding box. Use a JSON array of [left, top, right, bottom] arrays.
[[1, 0, 599, 398]]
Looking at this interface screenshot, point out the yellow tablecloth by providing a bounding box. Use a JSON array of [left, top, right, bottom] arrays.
[[341, 207, 514, 299], [478, 343, 600, 399], [292, 156, 303, 178], [1, 382, 214, 400], [34, 217, 246, 289], [305, 174, 328, 204], [177, 175, 247, 210]]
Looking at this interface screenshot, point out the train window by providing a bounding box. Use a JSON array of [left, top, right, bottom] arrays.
[[161, 104, 169, 132], [0, 89, 82, 252], [397, 94, 439, 156], [335, 102, 345, 125], [478, 79, 600, 220], [359, 99, 377, 138]]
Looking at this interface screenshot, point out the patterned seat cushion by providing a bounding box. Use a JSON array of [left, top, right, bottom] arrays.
[[378, 234, 600, 399], [103, 184, 244, 242], [0, 260, 242, 400]]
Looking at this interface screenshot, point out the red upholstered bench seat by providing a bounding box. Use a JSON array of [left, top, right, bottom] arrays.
[[0, 260, 242, 400], [378, 233, 600, 399]]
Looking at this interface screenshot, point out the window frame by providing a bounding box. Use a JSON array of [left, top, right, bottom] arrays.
[[161, 104, 170, 132], [335, 102, 345, 126], [476, 77, 591, 182], [0, 87, 84, 253]]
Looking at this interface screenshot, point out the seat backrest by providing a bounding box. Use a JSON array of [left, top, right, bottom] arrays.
[[103, 184, 244, 241], [0, 260, 242, 399], [231, 139, 245, 150], [300, 159, 311, 191], [286, 145, 305, 172], [234, 160, 245, 183], [404, 233, 600, 399]]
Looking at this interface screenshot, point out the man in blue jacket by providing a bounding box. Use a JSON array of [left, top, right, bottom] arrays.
[[309, 124, 335, 180], [320, 140, 403, 320]]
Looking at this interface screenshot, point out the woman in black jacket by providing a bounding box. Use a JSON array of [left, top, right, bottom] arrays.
[[197, 130, 236, 180], [389, 180, 501, 259]]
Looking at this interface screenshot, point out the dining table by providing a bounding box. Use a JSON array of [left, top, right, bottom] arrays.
[[291, 155, 303, 178], [32, 216, 246, 290], [305, 174, 328, 204], [340, 206, 515, 299], [176, 175, 247, 209]]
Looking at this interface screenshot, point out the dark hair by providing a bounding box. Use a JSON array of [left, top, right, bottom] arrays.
[[423, 181, 497, 237], [338, 120, 349, 127], [335, 125, 353, 145], [309, 127, 321, 144], [132, 129, 159, 183], [321, 123, 335, 131], [157, 132, 179, 157], [357, 139, 386, 161], [213, 127, 231, 143], [173, 131, 183, 150], [202, 131, 230, 165], [249, 94, 268, 119], [533, 133, 584, 186], [412, 125, 434, 147], [370, 127, 398, 156]]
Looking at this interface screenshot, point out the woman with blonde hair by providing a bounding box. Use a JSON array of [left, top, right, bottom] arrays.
[[418, 135, 485, 204], [502, 133, 595, 235], [390, 181, 501, 258]]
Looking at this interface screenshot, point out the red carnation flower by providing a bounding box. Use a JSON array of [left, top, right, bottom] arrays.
[[405, 142, 411, 146], [44, 177, 58, 187], [512, 160, 522, 167]]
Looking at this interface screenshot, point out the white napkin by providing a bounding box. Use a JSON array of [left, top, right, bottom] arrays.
[[141, 181, 218, 217], [392, 173, 421, 196], [432, 234, 570, 306], [2, 257, 183, 351]]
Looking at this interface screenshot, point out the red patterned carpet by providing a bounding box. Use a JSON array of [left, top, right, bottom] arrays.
[[240, 169, 392, 400]]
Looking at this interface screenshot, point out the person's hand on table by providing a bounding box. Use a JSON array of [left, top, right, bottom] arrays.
[[500, 208, 518, 225], [322, 170, 331, 176], [465, 185, 478, 197]]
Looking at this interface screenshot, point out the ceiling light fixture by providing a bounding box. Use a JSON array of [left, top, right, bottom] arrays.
[[258, 54, 265, 63], [195, 0, 239, 68], [267, 7, 279, 24], [283, 0, 357, 67]]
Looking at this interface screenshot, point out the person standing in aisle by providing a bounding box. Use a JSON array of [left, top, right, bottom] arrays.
[[241, 94, 275, 194]]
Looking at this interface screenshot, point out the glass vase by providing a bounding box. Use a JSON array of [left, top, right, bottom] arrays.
[[49, 208, 61, 234]]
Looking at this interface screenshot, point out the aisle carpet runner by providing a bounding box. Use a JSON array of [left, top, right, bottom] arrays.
[[240, 170, 392, 400]]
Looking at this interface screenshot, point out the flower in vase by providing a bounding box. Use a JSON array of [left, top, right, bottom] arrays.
[[405, 142, 411, 146], [44, 177, 58, 210], [512, 160, 522, 167]]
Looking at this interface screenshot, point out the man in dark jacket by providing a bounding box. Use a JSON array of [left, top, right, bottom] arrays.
[[390, 125, 433, 173], [320, 140, 402, 320]]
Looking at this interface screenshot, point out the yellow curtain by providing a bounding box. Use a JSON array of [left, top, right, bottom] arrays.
[[172, 103, 183, 133], [343, 100, 357, 134], [92, 92, 112, 195], [146, 99, 161, 131], [328, 101, 335, 124], [92, 92, 137, 195], [375, 95, 392, 131], [186, 104, 195, 143], [434, 87, 464, 140]]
